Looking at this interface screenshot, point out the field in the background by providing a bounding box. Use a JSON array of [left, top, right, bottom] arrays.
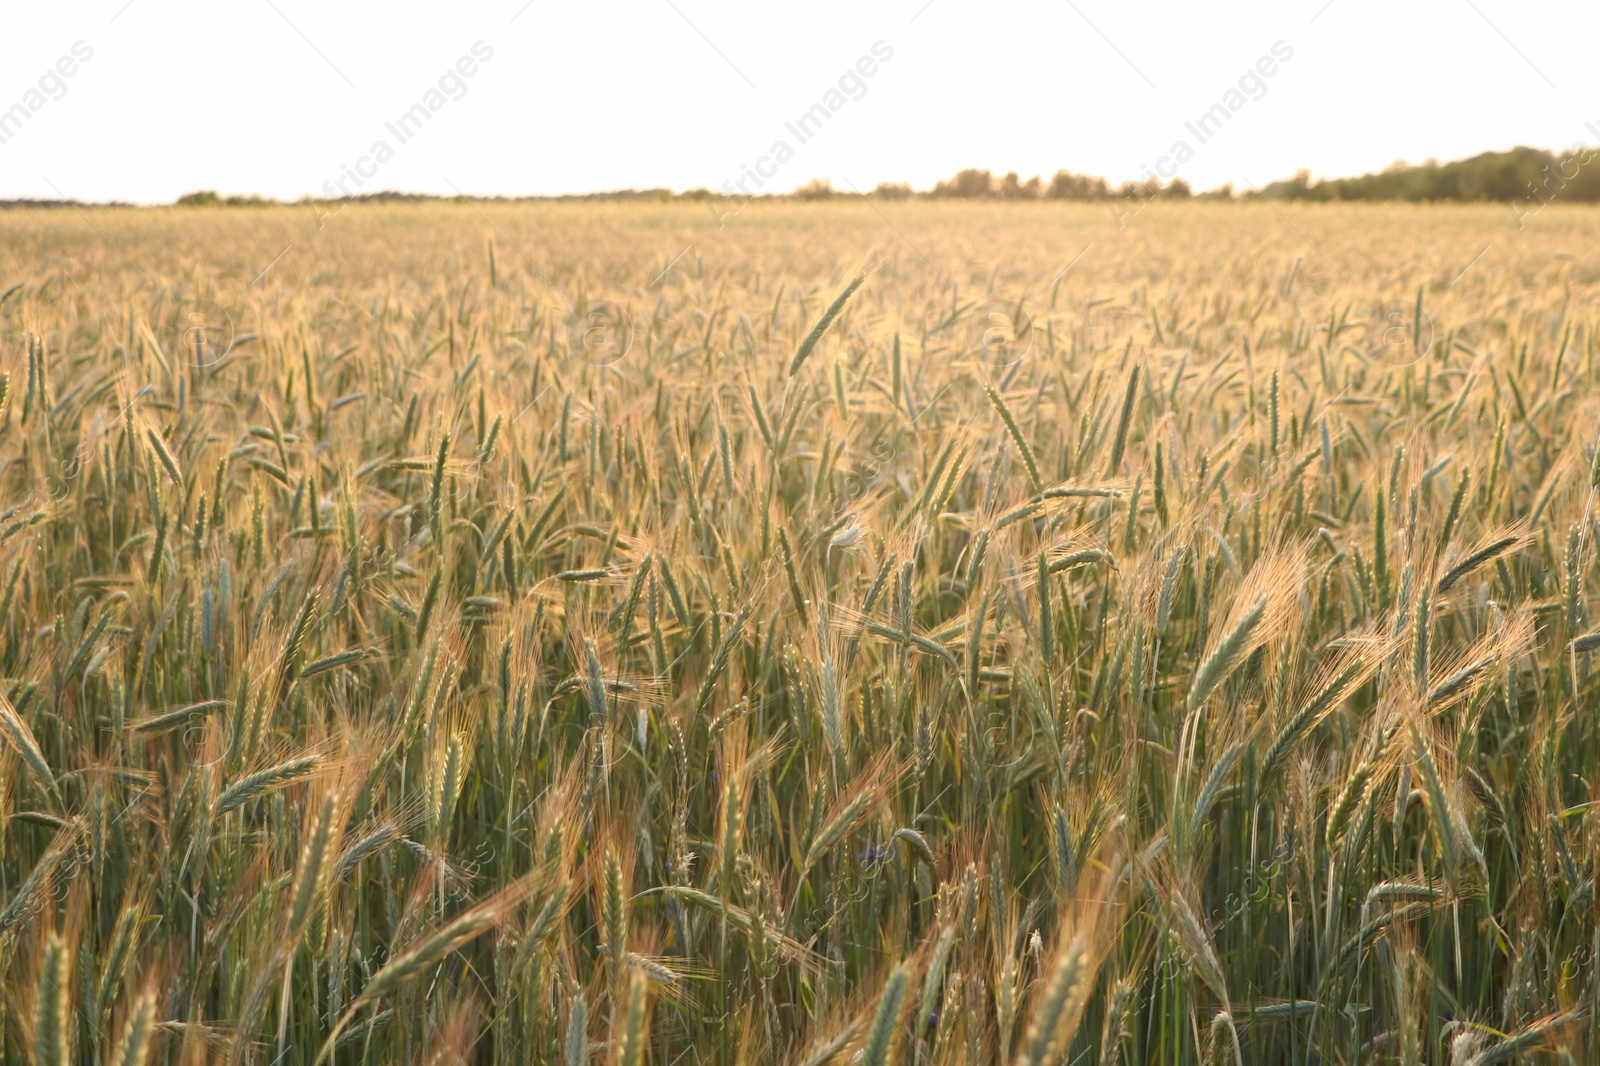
[[0, 201, 1596, 1065]]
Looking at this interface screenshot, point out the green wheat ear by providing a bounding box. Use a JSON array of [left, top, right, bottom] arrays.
[[861, 962, 910, 1066], [28, 936, 66, 1066], [1186, 597, 1265, 711], [563, 992, 588, 1066], [615, 971, 651, 1066], [111, 992, 156, 1066], [1107, 362, 1140, 474], [986, 379, 1044, 492], [790, 274, 864, 376]]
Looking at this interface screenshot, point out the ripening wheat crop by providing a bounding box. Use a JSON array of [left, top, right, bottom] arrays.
[[0, 199, 1596, 1064]]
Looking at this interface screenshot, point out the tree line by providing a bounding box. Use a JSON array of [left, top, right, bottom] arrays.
[[858, 147, 1600, 205]]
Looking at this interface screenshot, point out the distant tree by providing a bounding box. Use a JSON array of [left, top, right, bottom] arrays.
[[922, 167, 1134, 201], [1263, 170, 1314, 200], [872, 182, 913, 200], [933, 169, 995, 198], [793, 178, 836, 200], [1264, 148, 1600, 204], [174, 191, 273, 206], [1119, 177, 1162, 200], [996, 172, 1042, 199], [1046, 170, 1109, 200]]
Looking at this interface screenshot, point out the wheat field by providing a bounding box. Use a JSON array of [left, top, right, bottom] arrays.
[[0, 200, 1595, 1064]]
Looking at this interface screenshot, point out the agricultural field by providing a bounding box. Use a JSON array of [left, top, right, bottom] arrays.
[[0, 200, 1596, 1064]]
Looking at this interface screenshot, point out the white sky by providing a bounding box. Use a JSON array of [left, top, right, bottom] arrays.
[[2, 1, 1597, 203]]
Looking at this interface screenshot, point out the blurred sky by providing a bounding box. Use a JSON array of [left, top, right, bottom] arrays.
[[2, 0, 1596, 203]]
